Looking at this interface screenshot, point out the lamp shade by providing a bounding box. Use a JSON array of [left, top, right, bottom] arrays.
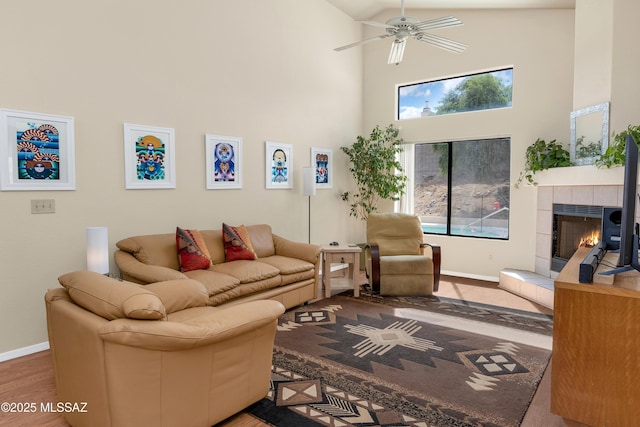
[[86, 227, 109, 274], [303, 166, 316, 197]]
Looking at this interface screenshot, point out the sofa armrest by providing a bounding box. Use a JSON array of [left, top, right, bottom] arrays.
[[98, 300, 285, 351], [114, 250, 188, 284], [273, 234, 321, 264]]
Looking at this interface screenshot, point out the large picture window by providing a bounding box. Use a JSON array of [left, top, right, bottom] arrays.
[[398, 68, 513, 120], [410, 138, 510, 239]]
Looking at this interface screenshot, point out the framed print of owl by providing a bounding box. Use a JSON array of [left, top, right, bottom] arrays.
[[205, 134, 242, 189]]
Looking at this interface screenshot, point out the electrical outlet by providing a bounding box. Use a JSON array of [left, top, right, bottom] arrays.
[[31, 199, 55, 214]]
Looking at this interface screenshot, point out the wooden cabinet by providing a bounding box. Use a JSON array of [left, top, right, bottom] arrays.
[[552, 246, 640, 426]]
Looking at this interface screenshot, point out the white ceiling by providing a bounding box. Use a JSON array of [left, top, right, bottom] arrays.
[[327, 0, 575, 20]]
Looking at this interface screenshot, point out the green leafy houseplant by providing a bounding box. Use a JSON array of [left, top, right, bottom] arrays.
[[515, 138, 571, 188], [595, 125, 640, 168], [341, 124, 407, 220]]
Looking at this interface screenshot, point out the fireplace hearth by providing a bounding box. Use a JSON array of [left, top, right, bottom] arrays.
[[552, 204, 603, 272]]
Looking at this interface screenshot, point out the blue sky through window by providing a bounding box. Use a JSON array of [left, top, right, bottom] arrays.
[[398, 68, 513, 120]]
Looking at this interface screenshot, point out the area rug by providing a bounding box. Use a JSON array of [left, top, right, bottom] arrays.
[[247, 294, 552, 427]]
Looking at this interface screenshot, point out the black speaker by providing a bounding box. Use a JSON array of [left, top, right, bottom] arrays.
[[602, 207, 622, 250]]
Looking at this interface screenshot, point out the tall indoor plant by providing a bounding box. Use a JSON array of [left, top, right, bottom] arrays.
[[341, 124, 407, 220]]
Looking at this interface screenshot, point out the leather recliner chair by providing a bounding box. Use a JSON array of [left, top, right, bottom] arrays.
[[45, 271, 285, 427], [366, 212, 441, 295]]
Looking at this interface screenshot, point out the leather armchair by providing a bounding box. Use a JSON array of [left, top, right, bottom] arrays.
[[366, 212, 441, 295], [45, 271, 285, 427]]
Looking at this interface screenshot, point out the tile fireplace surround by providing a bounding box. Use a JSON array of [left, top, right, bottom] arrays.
[[536, 184, 623, 277]]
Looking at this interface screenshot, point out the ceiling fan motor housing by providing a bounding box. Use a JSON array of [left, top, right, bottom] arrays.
[[385, 16, 421, 38]]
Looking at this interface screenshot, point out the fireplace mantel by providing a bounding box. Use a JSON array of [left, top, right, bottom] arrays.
[[534, 164, 624, 187]]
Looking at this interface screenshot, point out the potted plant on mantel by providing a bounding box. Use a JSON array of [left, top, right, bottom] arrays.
[[596, 125, 640, 168], [340, 124, 408, 221], [515, 125, 640, 188], [515, 138, 571, 188]]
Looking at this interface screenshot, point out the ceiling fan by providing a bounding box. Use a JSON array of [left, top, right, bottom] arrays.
[[334, 0, 468, 65]]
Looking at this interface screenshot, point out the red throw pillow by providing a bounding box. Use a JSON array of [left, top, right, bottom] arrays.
[[176, 227, 212, 272], [222, 223, 257, 262]]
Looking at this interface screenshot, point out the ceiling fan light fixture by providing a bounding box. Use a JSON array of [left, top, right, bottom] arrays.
[[388, 39, 406, 65], [334, 0, 466, 64]]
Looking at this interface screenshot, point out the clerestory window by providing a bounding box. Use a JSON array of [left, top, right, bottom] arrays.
[[398, 68, 513, 120]]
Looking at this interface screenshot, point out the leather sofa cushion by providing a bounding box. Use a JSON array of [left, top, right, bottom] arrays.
[[183, 269, 240, 296], [116, 233, 180, 270], [144, 279, 209, 313], [256, 255, 314, 275], [58, 271, 166, 320], [246, 224, 276, 258], [199, 229, 226, 264], [211, 260, 279, 284]]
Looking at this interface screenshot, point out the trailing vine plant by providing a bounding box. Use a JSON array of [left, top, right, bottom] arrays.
[[340, 124, 407, 220], [595, 124, 640, 168], [515, 138, 571, 188]]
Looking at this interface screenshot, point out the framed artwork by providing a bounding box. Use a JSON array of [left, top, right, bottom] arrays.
[[123, 123, 175, 189], [0, 109, 75, 191], [310, 147, 333, 189], [265, 141, 293, 189], [205, 134, 242, 189]]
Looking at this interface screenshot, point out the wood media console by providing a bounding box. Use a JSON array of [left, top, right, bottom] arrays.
[[551, 246, 640, 426]]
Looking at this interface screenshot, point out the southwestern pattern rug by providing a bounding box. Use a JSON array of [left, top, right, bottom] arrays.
[[247, 294, 552, 427]]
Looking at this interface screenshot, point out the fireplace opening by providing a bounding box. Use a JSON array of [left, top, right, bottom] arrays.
[[552, 204, 603, 272]]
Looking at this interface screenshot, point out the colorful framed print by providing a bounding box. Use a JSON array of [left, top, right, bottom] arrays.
[[0, 109, 75, 191], [205, 134, 242, 189], [310, 147, 333, 189], [265, 141, 293, 189], [123, 123, 175, 189]]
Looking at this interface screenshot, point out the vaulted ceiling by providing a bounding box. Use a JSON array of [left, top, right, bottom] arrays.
[[327, 0, 575, 20]]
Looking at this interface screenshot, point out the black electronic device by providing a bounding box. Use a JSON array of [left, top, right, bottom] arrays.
[[600, 134, 640, 276], [602, 207, 622, 250], [618, 133, 639, 268]]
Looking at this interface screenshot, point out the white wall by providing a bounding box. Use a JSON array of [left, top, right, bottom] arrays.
[[362, 8, 576, 279], [0, 0, 363, 354]]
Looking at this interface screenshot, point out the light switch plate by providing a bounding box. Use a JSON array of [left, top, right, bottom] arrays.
[[31, 199, 55, 214]]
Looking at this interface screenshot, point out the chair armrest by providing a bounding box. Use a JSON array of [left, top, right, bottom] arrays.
[[114, 250, 188, 284], [99, 300, 285, 351], [366, 243, 381, 293], [421, 243, 441, 292], [273, 234, 321, 264]]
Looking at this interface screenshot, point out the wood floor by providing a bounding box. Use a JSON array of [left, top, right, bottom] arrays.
[[0, 275, 568, 427]]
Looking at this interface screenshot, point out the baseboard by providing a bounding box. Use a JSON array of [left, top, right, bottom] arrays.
[[442, 270, 499, 283], [0, 341, 49, 363]]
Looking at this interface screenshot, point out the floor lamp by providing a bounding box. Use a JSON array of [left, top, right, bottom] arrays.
[[303, 167, 316, 244]]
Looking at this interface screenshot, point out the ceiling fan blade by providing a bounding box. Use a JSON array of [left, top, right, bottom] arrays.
[[414, 16, 463, 31], [358, 20, 393, 29], [334, 34, 391, 52], [415, 33, 467, 54], [388, 39, 407, 65]]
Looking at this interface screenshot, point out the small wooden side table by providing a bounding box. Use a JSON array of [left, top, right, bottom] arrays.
[[321, 244, 362, 298]]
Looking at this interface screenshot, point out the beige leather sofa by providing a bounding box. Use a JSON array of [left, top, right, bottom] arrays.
[[115, 224, 320, 309], [45, 271, 285, 427]]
